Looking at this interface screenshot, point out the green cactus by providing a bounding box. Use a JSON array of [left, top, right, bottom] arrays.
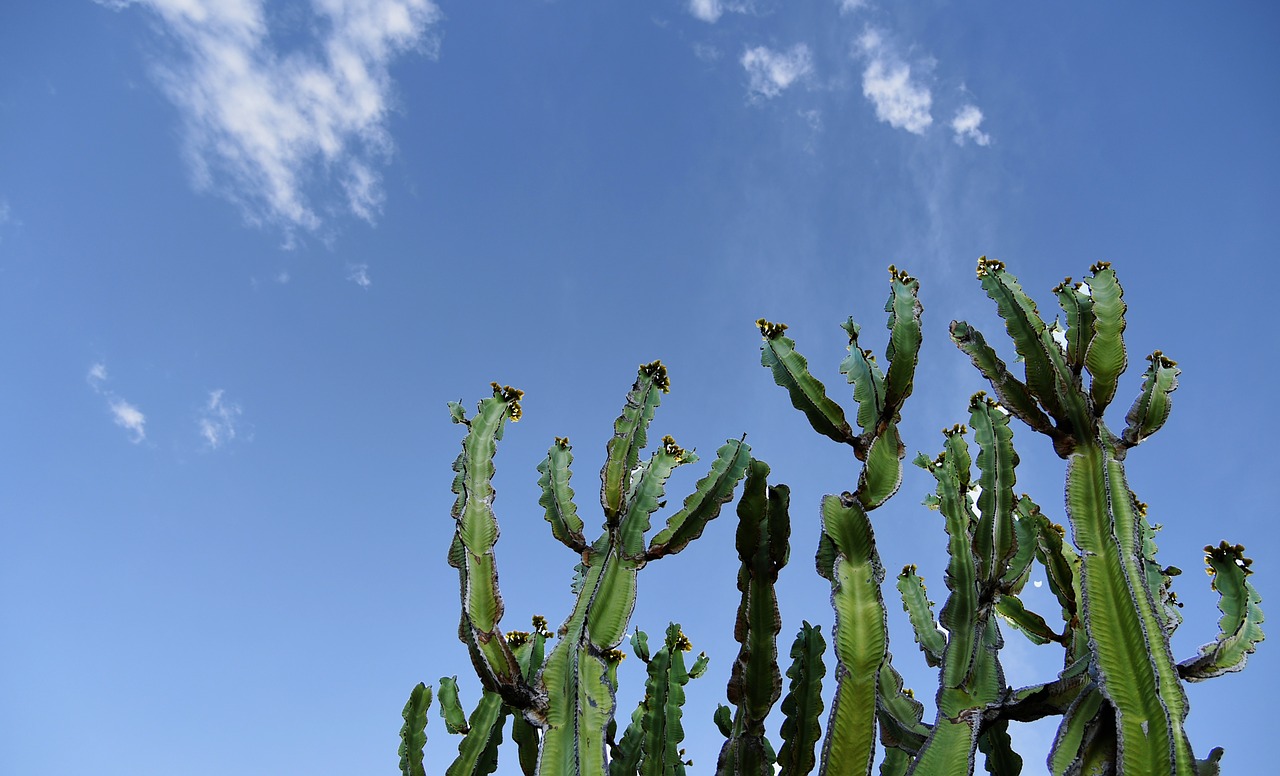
[[951, 259, 1264, 773], [399, 682, 432, 776], [758, 266, 922, 776], [447, 365, 751, 776]]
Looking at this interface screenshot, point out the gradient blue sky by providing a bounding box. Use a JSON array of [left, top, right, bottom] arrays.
[[3, 2, 1277, 774]]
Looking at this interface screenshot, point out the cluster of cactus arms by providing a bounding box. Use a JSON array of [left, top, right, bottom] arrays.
[[408, 362, 751, 776], [408, 262, 1263, 776]]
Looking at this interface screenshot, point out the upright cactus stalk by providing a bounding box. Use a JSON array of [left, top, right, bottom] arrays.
[[951, 259, 1264, 773], [447, 365, 751, 776], [758, 266, 923, 776]]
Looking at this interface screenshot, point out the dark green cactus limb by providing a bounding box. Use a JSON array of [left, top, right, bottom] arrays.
[[717, 459, 790, 776], [619, 440, 690, 559], [949, 321, 1057, 440], [839, 318, 886, 436], [1065, 444, 1195, 773], [818, 494, 888, 776], [876, 659, 929, 755], [538, 638, 614, 776], [1053, 277, 1094, 374], [1138, 511, 1184, 637], [439, 675, 471, 734], [976, 719, 1022, 776], [973, 258, 1072, 425], [1047, 683, 1106, 776], [448, 389, 535, 705], [880, 266, 923, 424], [896, 565, 945, 667], [1081, 263, 1127, 414], [445, 690, 507, 776], [758, 320, 859, 450], [399, 682, 432, 776], [1000, 497, 1043, 593], [539, 438, 589, 553], [631, 624, 704, 776], [646, 438, 752, 560], [610, 687, 647, 776], [969, 396, 1019, 587], [880, 747, 913, 776], [995, 594, 1061, 646], [1121, 351, 1179, 448], [854, 423, 904, 510], [778, 622, 826, 776], [1178, 542, 1265, 681], [512, 624, 553, 775], [602, 362, 669, 522]]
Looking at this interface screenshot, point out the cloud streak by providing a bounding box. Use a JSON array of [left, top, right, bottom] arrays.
[[857, 29, 932, 135], [741, 44, 813, 101], [97, 0, 440, 234], [951, 104, 992, 146], [198, 389, 244, 449], [88, 362, 147, 443]]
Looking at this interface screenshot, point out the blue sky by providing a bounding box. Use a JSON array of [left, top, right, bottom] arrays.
[[2, 1, 1277, 773]]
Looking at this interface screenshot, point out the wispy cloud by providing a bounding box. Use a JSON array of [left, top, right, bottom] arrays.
[[89, 362, 147, 442], [857, 29, 932, 135], [95, 0, 441, 235], [741, 44, 814, 101], [688, 0, 723, 23], [838, 0, 869, 13], [951, 104, 992, 146], [198, 389, 244, 449], [347, 262, 372, 288]]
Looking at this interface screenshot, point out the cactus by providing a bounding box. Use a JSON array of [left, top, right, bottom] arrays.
[[757, 266, 922, 776], [399, 682, 432, 776], [446, 365, 751, 776], [950, 260, 1264, 773]]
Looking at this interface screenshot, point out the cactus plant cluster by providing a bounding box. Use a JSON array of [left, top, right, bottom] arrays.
[[403, 261, 1264, 775]]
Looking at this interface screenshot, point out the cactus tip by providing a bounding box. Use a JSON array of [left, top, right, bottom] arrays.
[[531, 614, 550, 636], [662, 434, 686, 461], [976, 256, 1006, 277], [1052, 277, 1073, 293], [640, 360, 671, 392], [675, 631, 693, 652], [507, 630, 531, 647], [602, 648, 626, 663], [1089, 261, 1113, 274], [888, 264, 916, 284], [491, 382, 525, 421], [757, 318, 789, 340], [554, 436, 571, 449]]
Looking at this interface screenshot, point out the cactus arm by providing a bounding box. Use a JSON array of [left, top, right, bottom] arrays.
[[1000, 497, 1042, 593], [645, 438, 752, 560], [399, 683, 432, 776], [854, 423, 904, 510], [439, 675, 471, 734], [611, 689, 648, 776], [512, 626, 552, 776], [619, 440, 689, 559], [1054, 278, 1094, 374], [602, 362, 669, 522], [777, 622, 826, 776], [637, 624, 701, 776], [976, 720, 1022, 776], [880, 748, 913, 776], [449, 387, 531, 700], [1178, 542, 1265, 681], [880, 267, 923, 426], [876, 659, 930, 755], [818, 495, 888, 776], [896, 566, 945, 667], [718, 460, 790, 776], [445, 690, 508, 776], [539, 438, 589, 553], [1121, 352, 1179, 448], [1065, 444, 1194, 773], [970, 397, 1019, 586], [1081, 264, 1127, 414], [1047, 683, 1107, 775], [995, 595, 1060, 646], [839, 320, 886, 435], [758, 320, 860, 449], [949, 321, 1058, 439], [973, 258, 1070, 423]]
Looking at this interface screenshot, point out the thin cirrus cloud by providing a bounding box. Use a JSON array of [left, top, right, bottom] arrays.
[[94, 0, 441, 235], [951, 104, 992, 146], [741, 44, 814, 101], [88, 362, 147, 443], [856, 28, 933, 135], [347, 262, 372, 288], [198, 389, 244, 449]]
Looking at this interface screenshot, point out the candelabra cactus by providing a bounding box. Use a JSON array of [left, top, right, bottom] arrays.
[[442, 364, 751, 776]]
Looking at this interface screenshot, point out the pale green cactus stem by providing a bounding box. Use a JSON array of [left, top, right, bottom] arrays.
[[445, 362, 749, 776], [952, 259, 1264, 774], [759, 266, 923, 776]]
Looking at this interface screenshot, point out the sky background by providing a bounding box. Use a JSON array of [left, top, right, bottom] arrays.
[[2, 1, 1277, 774]]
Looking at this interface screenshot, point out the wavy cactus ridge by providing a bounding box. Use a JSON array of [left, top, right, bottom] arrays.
[[777, 622, 826, 776], [1179, 542, 1265, 680], [399, 682, 432, 776]]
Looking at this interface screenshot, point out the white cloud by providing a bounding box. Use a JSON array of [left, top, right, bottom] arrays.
[[688, 0, 722, 23], [857, 29, 932, 135], [347, 262, 372, 288], [741, 44, 813, 101], [96, 0, 441, 234], [87, 362, 109, 390], [838, 0, 869, 13], [951, 104, 992, 146], [110, 399, 148, 443], [198, 389, 244, 449]]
